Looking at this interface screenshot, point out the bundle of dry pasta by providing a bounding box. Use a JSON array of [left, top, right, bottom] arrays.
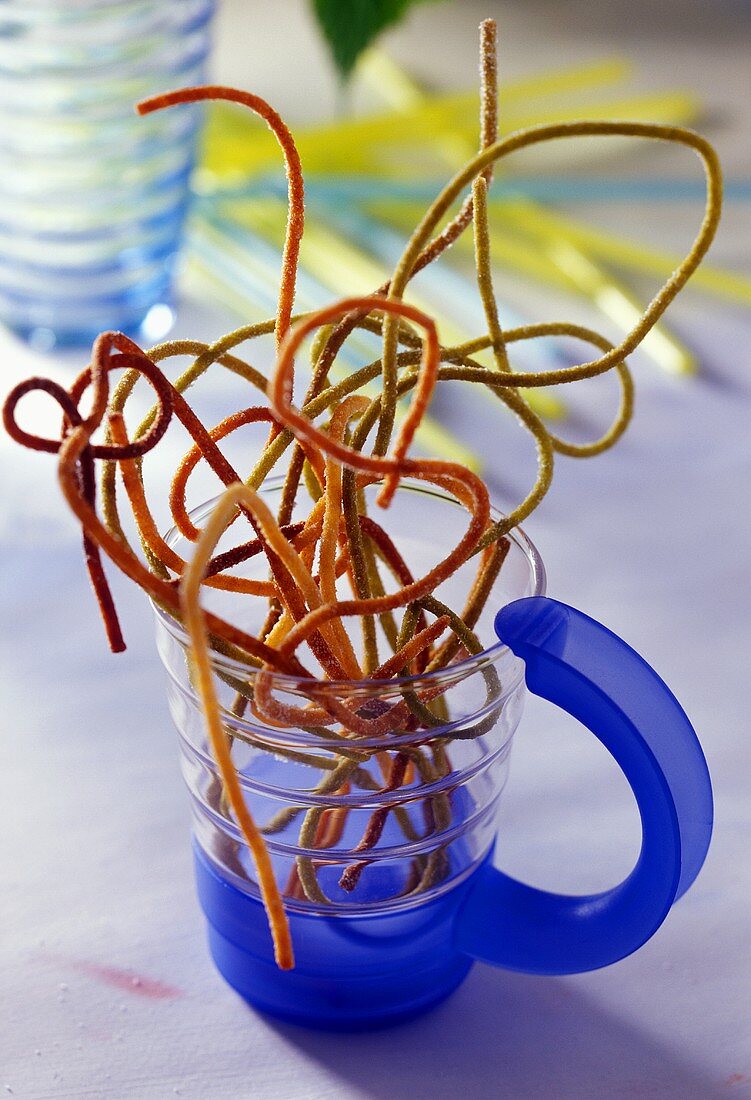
[[2, 21, 722, 970]]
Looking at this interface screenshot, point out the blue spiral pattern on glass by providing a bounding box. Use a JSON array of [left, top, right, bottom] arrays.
[[0, 0, 215, 349]]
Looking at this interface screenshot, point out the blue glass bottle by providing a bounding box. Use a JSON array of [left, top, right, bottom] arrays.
[[0, 0, 215, 350]]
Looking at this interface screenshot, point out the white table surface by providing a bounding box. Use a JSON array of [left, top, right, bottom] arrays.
[[2, 1, 750, 1096]]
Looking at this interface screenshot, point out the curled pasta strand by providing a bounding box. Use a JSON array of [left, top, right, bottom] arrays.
[[381, 120, 721, 398], [179, 482, 294, 969], [269, 296, 442, 508], [137, 87, 303, 357], [51, 340, 312, 675]]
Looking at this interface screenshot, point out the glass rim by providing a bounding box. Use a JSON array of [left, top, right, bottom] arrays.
[[152, 476, 547, 693]]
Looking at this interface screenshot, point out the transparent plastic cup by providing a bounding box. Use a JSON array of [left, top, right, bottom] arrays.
[[154, 479, 712, 1029], [0, 0, 215, 349]]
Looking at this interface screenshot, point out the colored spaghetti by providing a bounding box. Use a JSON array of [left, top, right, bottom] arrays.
[[1, 19, 722, 969]]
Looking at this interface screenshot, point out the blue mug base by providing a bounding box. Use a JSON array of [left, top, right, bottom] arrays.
[[194, 845, 479, 1031], [206, 923, 471, 1031]]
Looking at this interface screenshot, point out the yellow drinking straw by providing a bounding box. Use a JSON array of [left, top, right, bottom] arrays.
[[497, 198, 751, 307], [201, 88, 698, 183]]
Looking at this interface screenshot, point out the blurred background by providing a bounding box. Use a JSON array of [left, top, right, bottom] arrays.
[[1, 2, 750, 1098]]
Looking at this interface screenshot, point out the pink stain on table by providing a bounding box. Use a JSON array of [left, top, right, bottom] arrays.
[[69, 960, 184, 1000], [41, 952, 184, 1000]]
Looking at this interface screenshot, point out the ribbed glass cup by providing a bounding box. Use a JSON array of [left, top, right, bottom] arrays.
[[155, 480, 546, 918], [0, 0, 215, 349]]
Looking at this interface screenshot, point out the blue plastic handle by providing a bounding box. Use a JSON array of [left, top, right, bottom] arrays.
[[454, 596, 713, 975]]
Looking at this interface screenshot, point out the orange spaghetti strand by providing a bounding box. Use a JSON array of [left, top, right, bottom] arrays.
[[52, 338, 311, 676], [269, 296, 441, 507], [339, 752, 410, 893], [319, 397, 371, 677], [108, 412, 279, 596], [170, 407, 326, 543], [179, 483, 294, 969], [277, 461, 490, 664], [137, 87, 303, 359]]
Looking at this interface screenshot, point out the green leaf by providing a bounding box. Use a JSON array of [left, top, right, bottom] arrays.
[[311, 0, 445, 82]]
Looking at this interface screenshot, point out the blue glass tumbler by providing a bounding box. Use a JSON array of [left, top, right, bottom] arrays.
[[155, 481, 712, 1030], [0, 0, 215, 350]]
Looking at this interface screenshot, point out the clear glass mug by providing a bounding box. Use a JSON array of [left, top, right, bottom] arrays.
[[0, 0, 215, 349], [155, 480, 713, 1030]]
